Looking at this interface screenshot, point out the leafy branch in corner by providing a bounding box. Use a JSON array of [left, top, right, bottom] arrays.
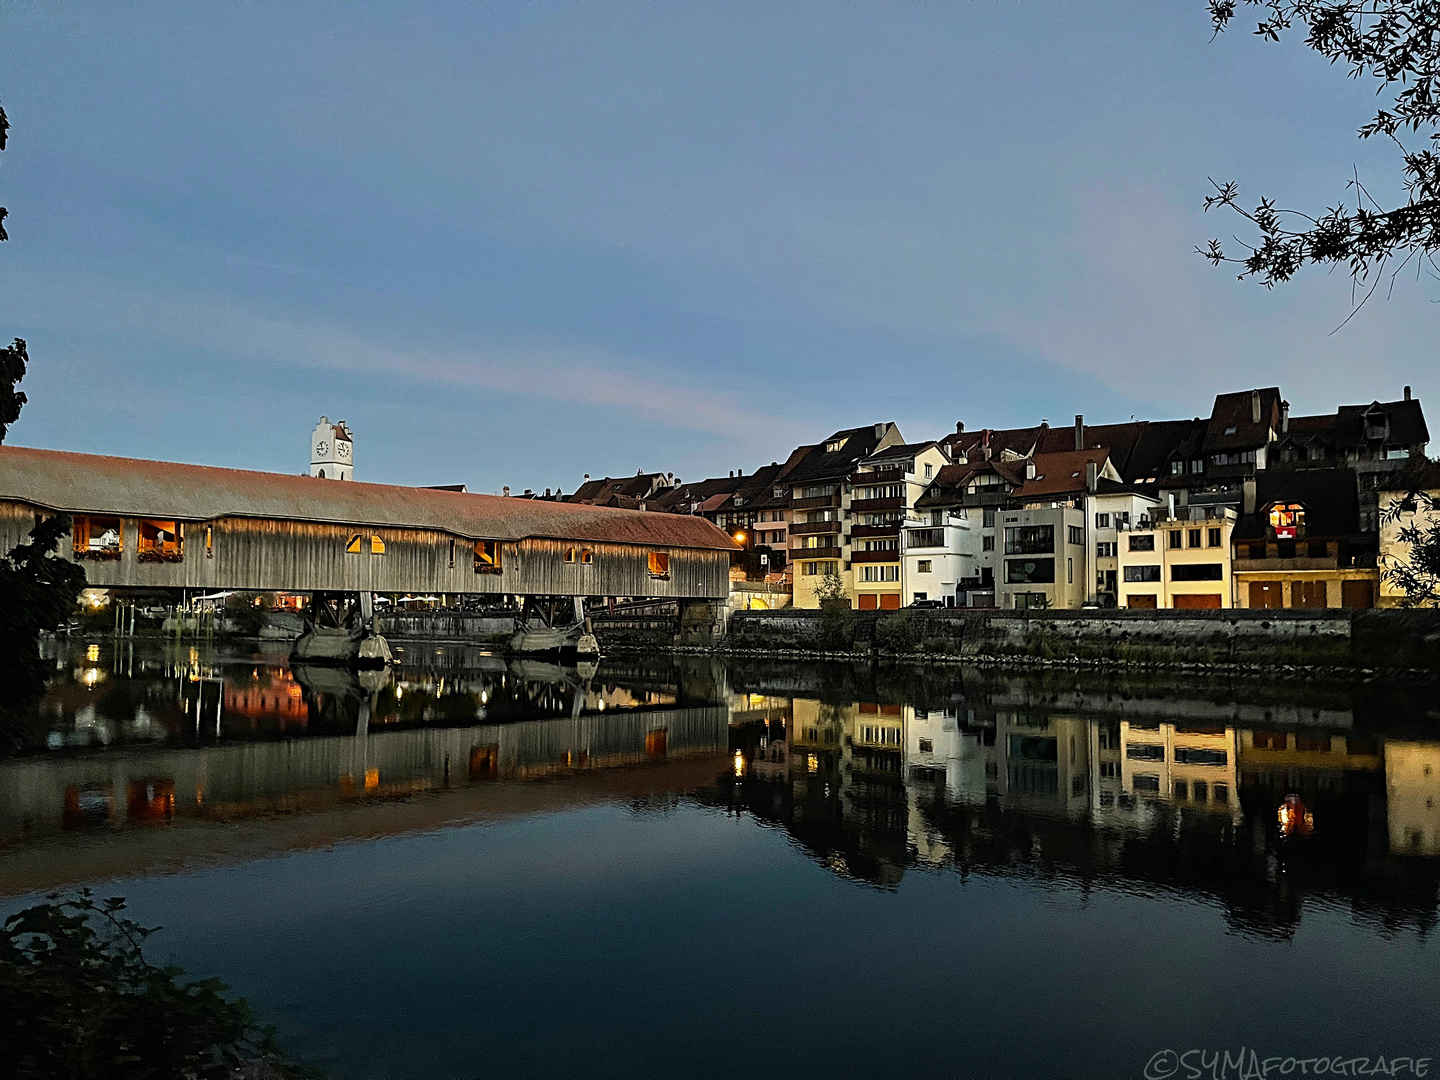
[[0, 890, 312, 1079], [1201, 1, 1440, 301], [1380, 488, 1440, 605]]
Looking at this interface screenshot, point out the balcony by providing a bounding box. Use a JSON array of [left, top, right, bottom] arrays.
[[793, 493, 841, 510], [905, 528, 947, 549], [851, 496, 905, 513], [791, 545, 843, 561], [851, 549, 901, 564], [1232, 557, 1338, 573], [789, 519, 842, 535], [852, 466, 906, 485], [850, 524, 899, 539]]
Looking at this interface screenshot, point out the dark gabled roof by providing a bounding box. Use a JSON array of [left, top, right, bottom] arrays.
[[1012, 449, 1113, 501], [1231, 467, 1362, 541], [0, 446, 738, 550], [784, 423, 900, 486], [565, 471, 679, 506], [1203, 388, 1285, 453], [745, 445, 812, 511], [913, 460, 1025, 508], [1333, 398, 1430, 447], [860, 440, 940, 466], [1122, 419, 1207, 482]]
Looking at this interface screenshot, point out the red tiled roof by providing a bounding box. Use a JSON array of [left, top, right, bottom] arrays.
[[0, 446, 738, 550]]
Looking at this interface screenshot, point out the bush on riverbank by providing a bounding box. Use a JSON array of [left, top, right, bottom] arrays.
[[0, 891, 308, 1080]]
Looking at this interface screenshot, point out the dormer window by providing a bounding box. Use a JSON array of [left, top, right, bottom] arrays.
[[1224, 425, 1238, 435], [825, 438, 848, 453], [1268, 503, 1304, 540], [1363, 406, 1389, 441], [773, 487, 785, 498]]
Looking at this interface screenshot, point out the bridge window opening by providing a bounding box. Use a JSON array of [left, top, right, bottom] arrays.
[[474, 540, 502, 574], [370, 535, 386, 555], [564, 547, 577, 563], [345, 535, 363, 554], [137, 519, 183, 562], [204, 525, 214, 559], [580, 548, 593, 564], [72, 516, 123, 560], [448, 538, 456, 568], [647, 551, 670, 578]]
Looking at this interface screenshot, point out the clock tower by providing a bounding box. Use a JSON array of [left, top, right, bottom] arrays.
[[310, 416, 354, 481]]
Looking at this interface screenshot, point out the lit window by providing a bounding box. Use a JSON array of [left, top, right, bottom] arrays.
[[474, 540, 502, 573], [345, 535, 364, 554], [580, 549, 593, 564], [1268, 503, 1305, 539], [137, 520, 183, 561], [564, 547, 576, 563], [370, 535, 386, 555], [205, 525, 214, 559], [648, 551, 670, 577]]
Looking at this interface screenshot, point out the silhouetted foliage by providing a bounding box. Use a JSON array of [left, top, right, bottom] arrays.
[[874, 612, 919, 653], [0, 102, 9, 240], [1381, 488, 1440, 604], [1202, 1, 1440, 304], [2, 337, 29, 444], [0, 891, 307, 1080]]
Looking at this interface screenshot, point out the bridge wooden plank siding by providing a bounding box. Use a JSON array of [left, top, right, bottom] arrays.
[[0, 447, 737, 599]]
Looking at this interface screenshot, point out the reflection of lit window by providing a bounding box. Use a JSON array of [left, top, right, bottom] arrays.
[[807, 753, 819, 773], [1268, 503, 1304, 539]]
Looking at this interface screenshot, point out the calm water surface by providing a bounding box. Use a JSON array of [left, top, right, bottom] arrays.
[[2, 639, 1438, 1079]]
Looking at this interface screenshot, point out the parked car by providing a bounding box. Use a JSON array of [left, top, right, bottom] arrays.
[[909, 599, 945, 609]]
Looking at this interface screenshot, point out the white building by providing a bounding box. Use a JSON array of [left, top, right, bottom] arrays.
[[310, 416, 355, 481]]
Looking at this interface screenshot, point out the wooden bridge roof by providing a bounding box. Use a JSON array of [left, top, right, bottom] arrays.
[[0, 446, 739, 551]]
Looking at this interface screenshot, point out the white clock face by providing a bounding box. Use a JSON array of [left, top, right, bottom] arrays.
[[337, 441, 351, 460], [315, 440, 330, 457]]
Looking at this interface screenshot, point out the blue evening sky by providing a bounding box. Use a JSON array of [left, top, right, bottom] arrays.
[[1, 3, 1434, 493]]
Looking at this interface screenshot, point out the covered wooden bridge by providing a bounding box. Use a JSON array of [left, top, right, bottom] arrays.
[[0, 447, 737, 602]]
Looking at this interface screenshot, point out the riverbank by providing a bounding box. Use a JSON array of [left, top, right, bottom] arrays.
[[598, 607, 1440, 678]]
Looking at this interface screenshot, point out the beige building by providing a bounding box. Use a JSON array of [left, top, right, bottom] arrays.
[[1385, 741, 1440, 856], [1116, 505, 1236, 609], [1119, 721, 1242, 822], [1377, 462, 1440, 608]]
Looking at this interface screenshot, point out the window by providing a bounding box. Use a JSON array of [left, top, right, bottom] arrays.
[[1268, 502, 1305, 539], [1099, 761, 1117, 778], [1207, 527, 1221, 547], [1127, 742, 1165, 761], [1187, 528, 1202, 548], [1173, 747, 1227, 766], [1096, 542, 1116, 558], [345, 534, 364, 554], [1307, 540, 1329, 558], [1095, 513, 1111, 529], [564, 547, 577, 563], [72, 516, 123, 560], [1133, 774, 1161, 792], [647, 551, 670, 578], [1005, 557, 1054, 584], [1169, 460, 1184, 476], [1171, 563, 1223, 581], [1067, 557, 1073, 584], [1124, 565, 1161, 583], [983, 508, 996, 528], [1191, 781, 1208, 801], [1189, 459, 1205, 474], [1129, 534, 1155, 552], [825, 438, 848, 453], [1067, 525, 1084, 546], [474, 540, 502, 573], [924, 462, 933, 478], [1213, 784, 1229, 804], [448, 538, 456, 568], [136, 519, 182, 562], [1004, 525, 1054, 555], [1276, 540, 1297, 559], [917, 559, 932, 573], [580, 549, 593, 564], [918, 738, 933, 753], [1168, 531, 1183, 549], [370, 535, 386, 555], [1174, 780, 1188, 799], [860, 564, 900, 582], [982, 535, 995, 551], [205, 525, 214, 559]]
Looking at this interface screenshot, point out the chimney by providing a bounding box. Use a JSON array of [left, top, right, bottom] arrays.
[[875, 423, 886, 439], [503, 485, 511, 497], [1085, 460, 1097, 493], [1074, 414, 1085, 452], [1242, 477, 1257, 516], [1281, 400, 1290, 434], [544, 488, 551, 498], [584, 473, 590, 481], [1405, 385, 1412, 401], [956, 421, 965, 433], [1250, 390, 1261, 425], [738, 468, 743, 477], [1040, 419, 1049, 429]]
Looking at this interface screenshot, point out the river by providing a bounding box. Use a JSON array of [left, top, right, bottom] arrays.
[[2, 638, 1437, 1079]]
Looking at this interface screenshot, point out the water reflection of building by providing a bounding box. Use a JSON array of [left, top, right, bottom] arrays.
[[719, 679, 1440, 937]]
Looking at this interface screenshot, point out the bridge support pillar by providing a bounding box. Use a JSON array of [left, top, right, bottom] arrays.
[[676, 599, 727, 646]]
